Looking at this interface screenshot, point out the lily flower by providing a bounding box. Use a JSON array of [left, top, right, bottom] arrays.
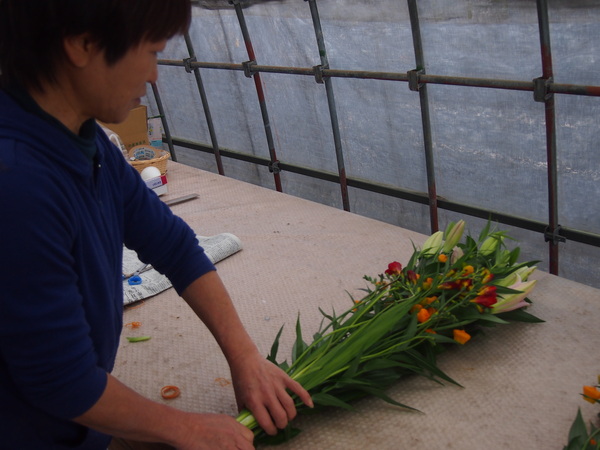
[[421, 231, 443, 256], [495, 266, 536, 288], [491, 277, 537, 313], [515, 265, 537, 282], [450, 247, 464, 264], [479, 234, 503, 256], [442, 220, 465, 253]]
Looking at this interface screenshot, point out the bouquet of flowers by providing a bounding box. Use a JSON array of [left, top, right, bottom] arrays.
[[564, 378, 600, 449], [238, 220, 543, 444]]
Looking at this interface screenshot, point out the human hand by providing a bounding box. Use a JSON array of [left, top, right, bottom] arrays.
[[228, 352, 313, 436], [173, 412, 255, 450]]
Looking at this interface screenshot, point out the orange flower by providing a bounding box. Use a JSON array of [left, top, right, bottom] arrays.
[[583, 385, 600, 404], [424, 296, 437, 305], [462, 265, 474, 276], [481, 268, 494, 284], [417, 308, 431, 323], [425, 329, 437, 334], [422, 277, 434, 290], [438, 254, 448, 263], [453, 329, 471, 344], [410, 304, 423, 313]]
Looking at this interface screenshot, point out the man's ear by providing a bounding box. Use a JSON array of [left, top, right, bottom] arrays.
[[63, 33, 98, 68]]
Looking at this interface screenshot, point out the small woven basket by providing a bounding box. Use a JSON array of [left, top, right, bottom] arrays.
[[127, 145, 170, 175]]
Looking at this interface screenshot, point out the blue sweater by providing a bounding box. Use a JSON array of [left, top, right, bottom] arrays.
[[0, 90, 215, 449]]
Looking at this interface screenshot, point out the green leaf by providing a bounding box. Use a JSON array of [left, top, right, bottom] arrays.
[[126, 336, 151, 342], [478, 220, 492, 241], [254, 424, 302, 446], [496, 308, 545, 323], [427, 333, 459, 345], [564, 408, 590, 449], [292, 315, 308, 364], [311, 392, 355, 411], [354, 385, 420, 412], [267, 325, 285, 364], [475, 313, 510, 324]]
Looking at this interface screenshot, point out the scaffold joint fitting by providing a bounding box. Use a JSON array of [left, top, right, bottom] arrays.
[[544, 224, 566, 245], [242, 60, 256, 78], [183, 56, 197, 74], [313, 65, 326, 84], [268, 160, 281, 174], [408, 69, 424, 92], [533, 76, 553, 102]]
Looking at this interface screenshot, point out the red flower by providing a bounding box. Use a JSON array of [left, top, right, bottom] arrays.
[[385, 261, 402, 275], [472, 285, 498, 307], [406, 270, 419, 284]]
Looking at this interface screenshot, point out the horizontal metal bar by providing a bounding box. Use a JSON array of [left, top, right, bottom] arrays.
[[169, 137, 600, 248], [158, 59, 600, 97]]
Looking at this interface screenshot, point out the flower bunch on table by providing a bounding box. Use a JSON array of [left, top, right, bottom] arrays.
[[564, 377, 600, 450], [238, 220, 543, 445]]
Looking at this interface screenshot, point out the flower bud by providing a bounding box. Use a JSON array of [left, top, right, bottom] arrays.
[[515, 265, 537, 282], [421, 231, 443, 256], [492, 279, 537, 313], [479, 234, 503, 256], [442, 220, 465, 253]]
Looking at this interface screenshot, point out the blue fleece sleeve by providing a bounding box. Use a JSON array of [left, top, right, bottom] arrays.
[[107, 135, 216, 295], [0, 156, 107, 419]]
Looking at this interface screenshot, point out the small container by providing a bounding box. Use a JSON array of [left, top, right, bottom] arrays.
[[141, 166, 168, 196], [128, 145, 170, 175]]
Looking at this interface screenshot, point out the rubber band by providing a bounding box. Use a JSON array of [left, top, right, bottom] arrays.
[[161, 385, 180, 399]]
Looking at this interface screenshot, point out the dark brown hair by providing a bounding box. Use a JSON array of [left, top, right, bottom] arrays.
[[0, 0, 191, 90]]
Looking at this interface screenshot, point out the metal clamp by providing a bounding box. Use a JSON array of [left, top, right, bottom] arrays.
[[242, 60, 256, 78], [313, 64, 326, 84], [183, 56, 197, 73], [533, 76, 553, 102], [268, 160, 281, 174], [408, 69, 424, 92], [544, 224, 566, 244]]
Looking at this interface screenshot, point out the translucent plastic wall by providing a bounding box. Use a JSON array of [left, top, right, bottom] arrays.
[[144, 0, 600, 288]]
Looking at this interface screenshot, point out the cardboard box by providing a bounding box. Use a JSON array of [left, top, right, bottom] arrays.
[[99, 105, 150, 151]]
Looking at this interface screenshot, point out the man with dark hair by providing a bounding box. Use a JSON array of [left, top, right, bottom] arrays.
[[0, 1, 312, 448]]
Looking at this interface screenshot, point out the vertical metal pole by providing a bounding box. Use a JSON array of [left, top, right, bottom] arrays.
[[231, 0, 282, 192], [306, 0, 350, 212], [407, 0, 439, 233], [184, 33, 225, 175], [536, 0, 560, 275], [150, 82, 177, 162]]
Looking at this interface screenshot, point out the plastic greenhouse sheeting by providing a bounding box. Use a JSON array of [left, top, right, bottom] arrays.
[[142, 0, 600, 288]]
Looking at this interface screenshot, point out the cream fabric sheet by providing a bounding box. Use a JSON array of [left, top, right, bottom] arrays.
[[113, 161, 600, 449]]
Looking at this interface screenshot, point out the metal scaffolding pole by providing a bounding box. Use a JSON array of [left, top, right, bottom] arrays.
[[407, 0, 438, 234], [158, 58, 600, 98], [183, 33, 225, 176], [536, 0, 562, 276], [230, 0, 283, 192], [306, 0, 350, 212], [153, 2, 600, 280], [150, 82, 177, 161]]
